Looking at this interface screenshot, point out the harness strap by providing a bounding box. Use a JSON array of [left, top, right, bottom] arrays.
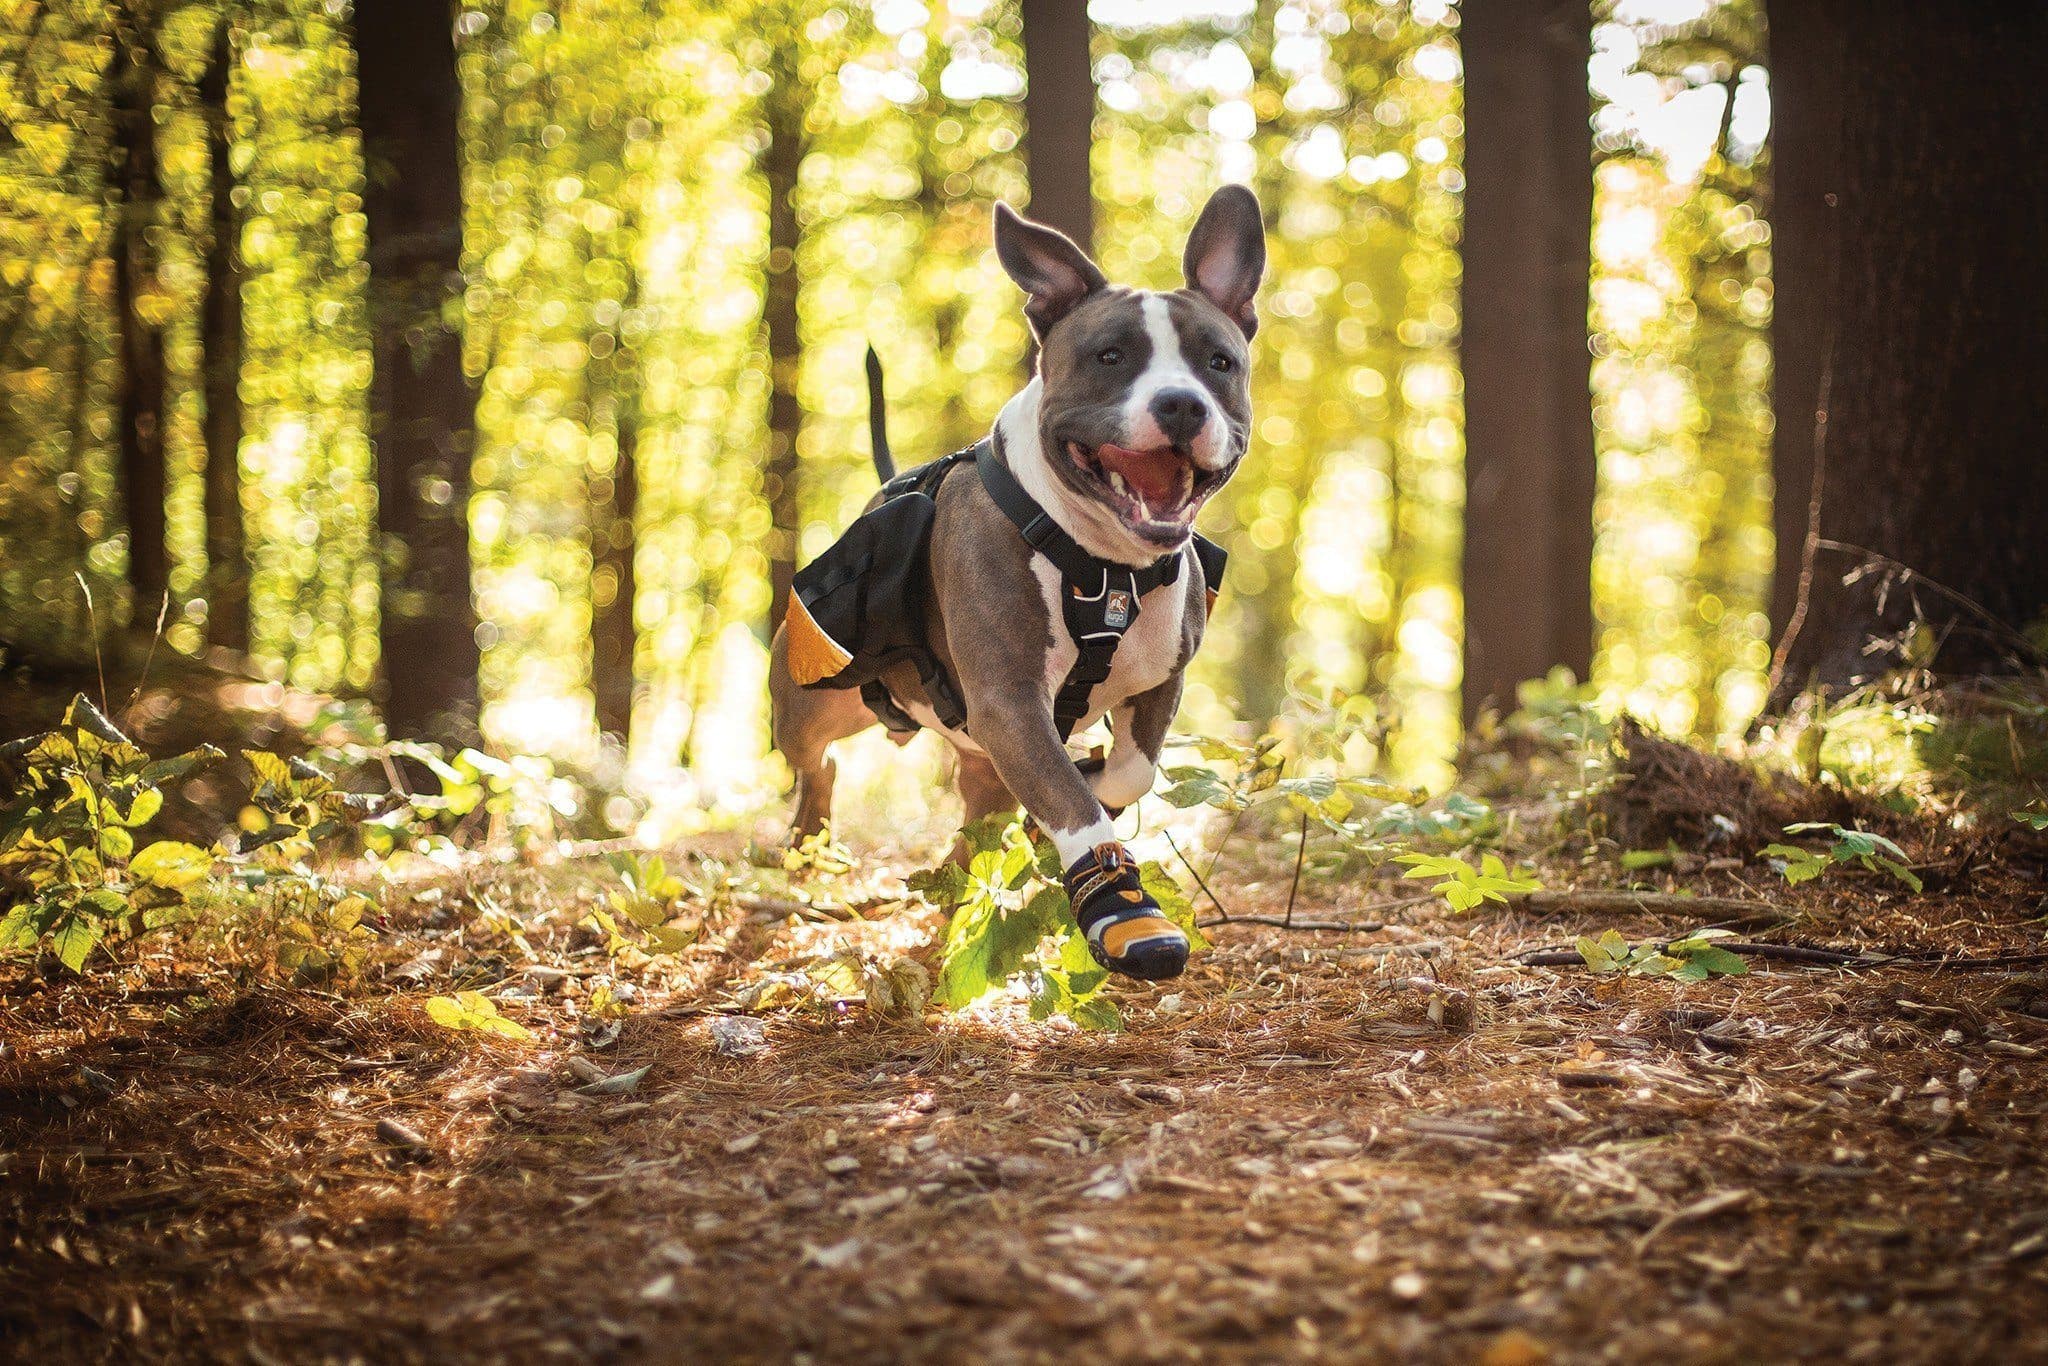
[[973, 442, 1184, 596], [975, 441, 1192, 741]]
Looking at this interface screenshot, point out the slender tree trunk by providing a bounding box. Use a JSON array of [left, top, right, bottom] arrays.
[[589, 262, 640, 743], [200, 13, 249, 655], [1455, 0, 1596, 718], [760, 46, 807, 637], [1769, 4, 2048, 696], [110, 11, 169, 627], [64, 298, 99, 644], [352, 0, 481, 736], [1019, 0, 1094, 256]]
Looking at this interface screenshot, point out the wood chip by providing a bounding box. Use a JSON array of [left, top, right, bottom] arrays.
[[1557, 1070, 1625, 1089], [1636, 1188, 1754, 1255], [374, 1117, 428, 1153]]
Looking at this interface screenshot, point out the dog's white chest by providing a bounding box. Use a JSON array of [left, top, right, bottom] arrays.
[[1031, 554, 1185, 735]]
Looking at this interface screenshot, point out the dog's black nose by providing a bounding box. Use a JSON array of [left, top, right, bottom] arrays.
[[1148, 388, 1209, 446]]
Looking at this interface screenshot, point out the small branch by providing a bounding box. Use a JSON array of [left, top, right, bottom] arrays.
[[1203, 804, 1246, 886], [1519, 889, 1795, 927], [1163, 827, 1231, 923], [1517, 942, 2048, 971], [1195, 892, 1436, 932], [1197, 916, 1387, 932], [1283, 808, 1308, 927]]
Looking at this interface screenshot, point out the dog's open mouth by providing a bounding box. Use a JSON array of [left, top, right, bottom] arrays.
[[1066, 442, 1225, 543]]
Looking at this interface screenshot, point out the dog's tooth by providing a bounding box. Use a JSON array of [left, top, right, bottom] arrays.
[[1109, 471, 1130, 497]]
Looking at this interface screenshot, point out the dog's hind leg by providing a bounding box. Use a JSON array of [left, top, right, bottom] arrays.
[[945, 749, 1018, 865], [769, 627, 875, 838], [955, 750, 1018, 828]]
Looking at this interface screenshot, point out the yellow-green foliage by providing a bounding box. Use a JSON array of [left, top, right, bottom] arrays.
[[0, 697, 221, 970], [1, 0, 1773, 791]]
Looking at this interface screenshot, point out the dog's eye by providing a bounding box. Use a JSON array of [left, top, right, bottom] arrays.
[[1096, 347, 1122, 366], [1208, 352, 1234, 373]]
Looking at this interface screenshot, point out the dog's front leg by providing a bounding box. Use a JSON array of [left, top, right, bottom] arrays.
[[1090, 676, 1182, 814], [963, 682, 1113, 864], [963, 681, 1190, 981]]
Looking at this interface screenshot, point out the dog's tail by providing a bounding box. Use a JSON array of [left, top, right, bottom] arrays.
[[865, 343, 894, 482]]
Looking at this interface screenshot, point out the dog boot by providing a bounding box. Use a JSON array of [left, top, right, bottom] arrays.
[[1063, 842, 1189, 981]]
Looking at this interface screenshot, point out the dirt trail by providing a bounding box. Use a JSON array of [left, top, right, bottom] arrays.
[[6, 855, 2048, 1364]]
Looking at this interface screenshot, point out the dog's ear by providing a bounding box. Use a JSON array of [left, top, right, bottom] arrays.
[[993, 201, 1107, 340], [1182, 184, 1266, 339]]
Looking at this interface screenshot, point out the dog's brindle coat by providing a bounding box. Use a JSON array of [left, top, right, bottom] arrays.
[[771, 186, 1266, 871]]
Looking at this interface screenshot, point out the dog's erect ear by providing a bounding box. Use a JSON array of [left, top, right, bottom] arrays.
[[1182, 184, 1266, 339], [993, 201, 1107, 340]]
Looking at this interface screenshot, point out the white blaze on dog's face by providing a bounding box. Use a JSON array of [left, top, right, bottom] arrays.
[[992, 186, 1266, 562]]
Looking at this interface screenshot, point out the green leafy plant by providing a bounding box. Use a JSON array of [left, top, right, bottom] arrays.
[[1576, 927, 1749, 982], [230, 750, 392, 981], [587, 851, 697, 956], [782, 826, 857, 876], [1158, 681, 1504, 889], [913, 819, 1205, 1030], [2015, 805, 2048, 833], [1159, 735, 1410, 834], [425, 991, 534, 1039], [1760, 822, 1923, 893], [384, 741, 582, 851], [241, 749, 393, 854], [0, 696, 223, 970], [1394, 851, 1540, 911], [1371, 792, 1496, 842]]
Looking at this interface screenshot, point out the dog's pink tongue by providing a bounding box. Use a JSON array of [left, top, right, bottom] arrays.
[[1098, 445, 1183, 506]]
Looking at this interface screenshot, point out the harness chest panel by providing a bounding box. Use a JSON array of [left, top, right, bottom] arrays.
[[784, 439, 1226, 742]]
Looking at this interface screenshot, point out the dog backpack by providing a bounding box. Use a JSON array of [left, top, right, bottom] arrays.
[[783, 438, 1226, 742]]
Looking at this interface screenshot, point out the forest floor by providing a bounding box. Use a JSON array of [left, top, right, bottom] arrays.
[[7, 803, 2048, 1365]]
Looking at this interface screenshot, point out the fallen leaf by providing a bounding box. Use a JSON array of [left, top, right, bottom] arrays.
[[803, 1237, 863, 1269], [577, 1065, 649, 1096], [710, 1016, 769, 1058]]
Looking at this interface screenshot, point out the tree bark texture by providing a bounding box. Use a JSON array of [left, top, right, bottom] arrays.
[[1769, 4, 2048, 694], [353, 0, 481, 735], [1456, 0, 1598, 717]]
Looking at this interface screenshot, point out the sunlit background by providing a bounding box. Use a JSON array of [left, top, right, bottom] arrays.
[[0, 0, 1770, 817]]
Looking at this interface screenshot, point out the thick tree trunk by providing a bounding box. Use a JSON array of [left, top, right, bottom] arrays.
[[110, 14, 169, 627], [352, 0, 480, 736], [200, 14, 249, 655], [1455, 0, 1596, 718], [1019, 0, 1094, 257], [760, 49, 807, 638], [1769, 5, 2048, 696]]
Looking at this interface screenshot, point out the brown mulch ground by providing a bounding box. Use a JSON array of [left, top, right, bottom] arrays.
[[5, 835, 2048, 1364]]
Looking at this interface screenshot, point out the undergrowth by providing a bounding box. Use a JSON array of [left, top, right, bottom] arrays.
[[7, 662, 2046, 1034]]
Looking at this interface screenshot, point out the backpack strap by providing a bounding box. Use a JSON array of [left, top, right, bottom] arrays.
[[854, 449, 979, 738]]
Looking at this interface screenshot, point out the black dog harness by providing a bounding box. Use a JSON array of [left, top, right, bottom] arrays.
[[784, 437, 1226, 742]]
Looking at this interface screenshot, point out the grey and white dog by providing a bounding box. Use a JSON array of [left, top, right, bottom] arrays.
[[770, 185, 1266, 898]]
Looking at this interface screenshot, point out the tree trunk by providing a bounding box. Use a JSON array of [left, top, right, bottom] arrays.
[[1019, 0, 1094, 257], [200, 13, 249, 656], [110, 11, 169, 628], [352, 0, 480, 736], [589, 265, 640, 744], [1769, 4, 2048, 696], [1455, 0, 1596, 718], [760, 45, 807, 638]]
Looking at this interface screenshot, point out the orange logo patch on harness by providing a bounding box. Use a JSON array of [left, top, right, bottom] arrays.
[[1104, 589, 1133, 628]]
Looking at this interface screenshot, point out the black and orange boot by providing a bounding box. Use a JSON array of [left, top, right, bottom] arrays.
[[1062, 842, 1189, 981]]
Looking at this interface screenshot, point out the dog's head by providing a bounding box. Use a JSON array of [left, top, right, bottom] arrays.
[[994, 185, 1265, 557]]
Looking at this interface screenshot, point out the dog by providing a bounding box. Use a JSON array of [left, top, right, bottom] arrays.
[[769, 185, 1265, 980]]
